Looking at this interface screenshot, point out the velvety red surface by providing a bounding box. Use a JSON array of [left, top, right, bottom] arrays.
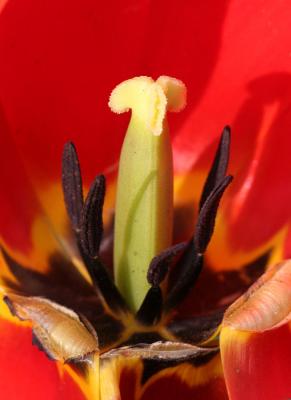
[[0, 319, 85, 400], [1, 0, 291, 254]]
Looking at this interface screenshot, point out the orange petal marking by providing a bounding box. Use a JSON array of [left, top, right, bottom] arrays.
[[100, 356, 142, 400], [98, 352, 227, 400]]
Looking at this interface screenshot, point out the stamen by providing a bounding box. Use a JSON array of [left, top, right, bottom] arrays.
[[83, 255, 129, 312], [163, 131, 233, 311], [61, 143, 128, 313], [147, 242, 187, 287], [80, 175, 105, 258], [62, 142, 84, 232], [199, 126, 231, 210], [138, 242, 188, 324], [164, 253, 203, 311], [135, 286, 163, 325], [194, 175, 233, 254], [164, 176, 233, 310]]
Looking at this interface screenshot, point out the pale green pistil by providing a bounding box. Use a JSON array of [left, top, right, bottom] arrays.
[[109, 76, 187, 312]]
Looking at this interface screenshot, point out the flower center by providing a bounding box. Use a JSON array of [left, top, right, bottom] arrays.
[[61, 75, 233, 326]]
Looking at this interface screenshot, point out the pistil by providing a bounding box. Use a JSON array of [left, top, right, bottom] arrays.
[[109, 76, 186, 311]]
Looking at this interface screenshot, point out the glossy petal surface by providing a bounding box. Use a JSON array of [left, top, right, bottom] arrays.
[[221, 325, 291, 400]]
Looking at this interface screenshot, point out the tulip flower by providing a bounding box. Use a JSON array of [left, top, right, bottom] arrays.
[[0, 1, 291, 400]]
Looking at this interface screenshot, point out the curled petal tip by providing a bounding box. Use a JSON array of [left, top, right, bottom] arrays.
[[4, 293, 99, 363], [223, 260, 291, 332]]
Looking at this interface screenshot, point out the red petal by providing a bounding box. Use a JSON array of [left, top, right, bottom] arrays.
[[0, 118, 65, 259], [0, 0, 229, 185], [1, 1, 291, 255], [174, 1, 291, 252], [0, 0, 227, 260], [0, 317, 86, 400], [221, 324, 291, 400]]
